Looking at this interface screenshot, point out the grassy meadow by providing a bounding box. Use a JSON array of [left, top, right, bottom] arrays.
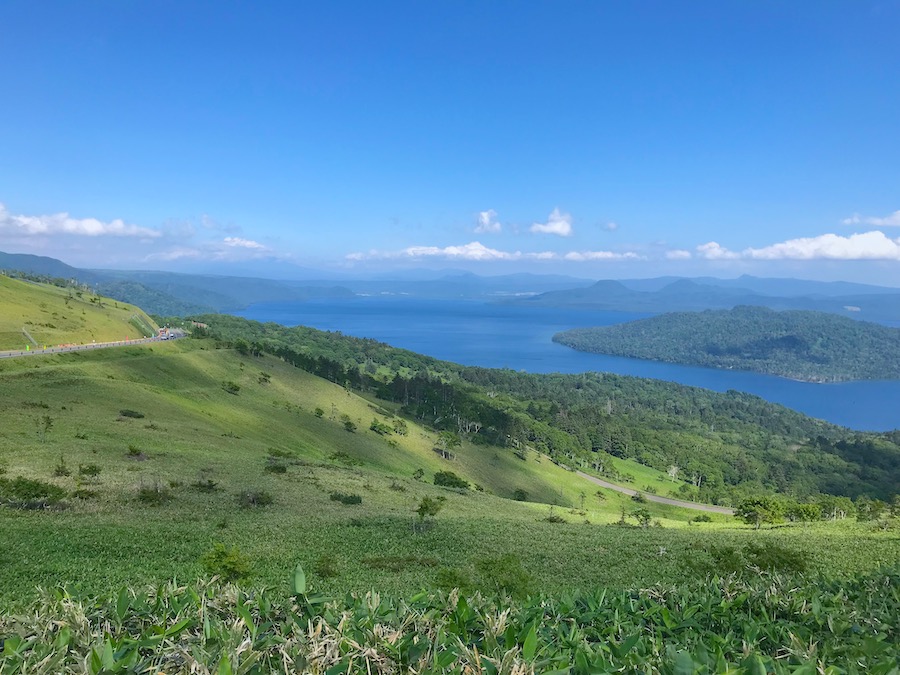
[[1, 281, 898, 671], [0, 275, 157, 351], [0, 337, 897, 606]]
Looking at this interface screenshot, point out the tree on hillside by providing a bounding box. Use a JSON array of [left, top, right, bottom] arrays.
[[414, 496, 444, 532], [436, 431, 461, 459], [855, 496, 886, 521], [818, 495, 855, 521], [434, 471, 469, 490], [35, 415, 53, 443], [632, 507, 652, 528], [786, 501, 821, 525], [736, 496, 785, 529], [339, 413, 357, 432]]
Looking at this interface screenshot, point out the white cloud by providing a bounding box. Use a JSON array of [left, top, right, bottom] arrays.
[[603, 221, 619, 231], [406, 242, 518, 260], [563, 250, 642, 261], [665, 249, 692, 260], [866, 210, 900, 226], [348, 242, 643, 263], [745, 230, 900, 260], [223, 236, 267, 250], [349, 241, 522, 262], [695, 231, 900, 261], [842, 210, 900, 227], [147, 237, 279, 263], [530, 207, 573, 236], [0, 202, 160, 238], [475, 209, 501, 233], [696, 241, 740, 260]]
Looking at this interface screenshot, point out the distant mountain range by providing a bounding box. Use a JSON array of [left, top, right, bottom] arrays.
[[0, 251, 103, 283], [616, 274, 900, 297], [0, 251, 594, 314], [2, 250, 899, 322], [0, 251, 353, 315], [512, 277, 900, 323], [343, 271, 595, 299]]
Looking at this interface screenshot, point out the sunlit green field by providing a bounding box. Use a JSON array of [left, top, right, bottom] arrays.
[[0, 284, 898, 673], [0, 275, 157, 350], [1, 339, 897, 606]]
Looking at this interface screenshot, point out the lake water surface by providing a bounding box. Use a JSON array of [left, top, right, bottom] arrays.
[[236, 298, 900, 432]]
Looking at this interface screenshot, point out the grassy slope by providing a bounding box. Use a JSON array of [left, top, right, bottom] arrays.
[[0, 276, 158, 350], [1, 339, 897, 604]]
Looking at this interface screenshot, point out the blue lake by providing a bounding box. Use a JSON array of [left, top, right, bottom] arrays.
[[236, 298, 900, 432]]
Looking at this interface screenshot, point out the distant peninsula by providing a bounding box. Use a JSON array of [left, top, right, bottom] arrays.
[[553, 305, 900, 383]]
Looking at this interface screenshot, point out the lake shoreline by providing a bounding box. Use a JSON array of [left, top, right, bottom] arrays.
[[234, 298, 900, 432], [551, 339, 898, 385]]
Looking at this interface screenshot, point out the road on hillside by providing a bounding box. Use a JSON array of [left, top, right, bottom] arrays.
[[576, 470, 735, 515], [0, 335, 180, 360]]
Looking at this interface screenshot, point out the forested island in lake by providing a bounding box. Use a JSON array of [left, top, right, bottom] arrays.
[[553, 305, 900, 383]]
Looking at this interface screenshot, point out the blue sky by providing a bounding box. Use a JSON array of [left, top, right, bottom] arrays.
[[1, 1, 899, 283]]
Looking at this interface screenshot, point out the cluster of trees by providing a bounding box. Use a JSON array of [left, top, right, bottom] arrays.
[[736, 493, 900, 528], [188, 314, 899, 505], [554, 305, 900, 382]]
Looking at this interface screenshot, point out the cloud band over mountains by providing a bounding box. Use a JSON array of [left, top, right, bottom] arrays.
[[347, 241, 639, 262], [0, 201, 276, 264], [349, 231, 900, 263], [693, 231, 900, 261], [0, 202, 159, 238], [4, 200, 899, 268]]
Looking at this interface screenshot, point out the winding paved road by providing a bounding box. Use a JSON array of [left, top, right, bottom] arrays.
[[0, 335, 176, 359], [576, 470, 735, 515]]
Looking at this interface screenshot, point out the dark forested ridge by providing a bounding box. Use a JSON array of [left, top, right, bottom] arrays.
[[554, 305, 900, 382], [186, 314, 900, 504]]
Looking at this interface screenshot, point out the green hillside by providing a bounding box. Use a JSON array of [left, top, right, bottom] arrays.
[[0, 275, 157, 350], [1, 337, 897, 601], [0, 339, 693, 596], [192, 313, 900, 502], [1, 286, 898, 672], [554, 305, 900, 382]]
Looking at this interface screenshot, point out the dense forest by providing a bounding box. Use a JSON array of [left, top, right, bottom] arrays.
[[554, 305, 900, 382], [183, 314, 900, 504]]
